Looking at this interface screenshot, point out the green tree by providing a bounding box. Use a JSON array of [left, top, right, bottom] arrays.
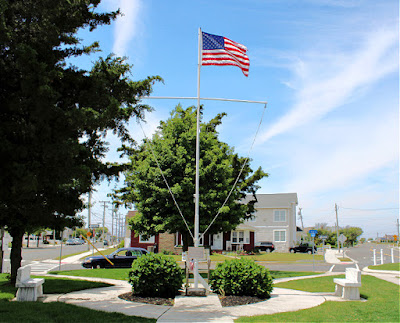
[[341, 226, 363, 247], [117, 105, 268, 250], [0, 0, 160, 282], [74, 227, 89, 239]]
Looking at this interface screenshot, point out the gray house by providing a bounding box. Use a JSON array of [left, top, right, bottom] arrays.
[[210, 193, 299, 253]]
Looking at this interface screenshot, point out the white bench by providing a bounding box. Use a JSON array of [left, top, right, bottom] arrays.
[[15, 265, 45, 301], [333, 268, 361, 300]]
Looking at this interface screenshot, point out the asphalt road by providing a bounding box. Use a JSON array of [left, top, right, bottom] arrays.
[[1, 241, 104, 273], [2, 242, 398, 274], [346, 242, 399, 268]]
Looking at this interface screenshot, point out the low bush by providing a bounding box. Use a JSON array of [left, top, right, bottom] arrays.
[[209, 258, 273, 298], [129, 253, 183, 298]]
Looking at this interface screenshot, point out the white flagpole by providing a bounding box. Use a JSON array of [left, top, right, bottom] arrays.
[[194, 27, 202, 290]]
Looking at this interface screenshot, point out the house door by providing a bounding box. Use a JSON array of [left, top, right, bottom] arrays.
[[212, 233, 223, 250]]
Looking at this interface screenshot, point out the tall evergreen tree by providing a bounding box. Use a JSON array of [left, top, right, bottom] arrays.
[[0, 0, 161, 281], [117, 105, 268, 250]]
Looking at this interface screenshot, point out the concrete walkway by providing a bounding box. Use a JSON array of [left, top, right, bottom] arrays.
[[41, 272, 351, 322]]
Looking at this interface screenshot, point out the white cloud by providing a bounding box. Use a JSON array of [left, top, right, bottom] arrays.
[[258, 28, 398, 143], [112, 0, 142, 56]]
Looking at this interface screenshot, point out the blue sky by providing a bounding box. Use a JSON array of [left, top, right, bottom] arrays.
[[77, 0, 399, 240]]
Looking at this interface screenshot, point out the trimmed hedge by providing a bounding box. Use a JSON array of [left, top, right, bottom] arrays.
[[129, 253, 183, 298], [209, 257, 273, 298]]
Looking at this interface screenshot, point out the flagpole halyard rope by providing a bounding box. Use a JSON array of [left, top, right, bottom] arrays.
[[138, 121, 194, 240], [199, 103, 267, 240]]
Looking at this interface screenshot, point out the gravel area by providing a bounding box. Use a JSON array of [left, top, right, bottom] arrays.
[[119, 292, 174, 306], [118, 292, 267, 307], [218, 295, 267, 307]]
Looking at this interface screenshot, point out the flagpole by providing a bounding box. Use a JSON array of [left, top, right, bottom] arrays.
[[194, 27, 202, 290]]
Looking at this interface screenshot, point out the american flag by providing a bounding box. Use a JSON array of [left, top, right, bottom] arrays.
[[201, 31, 250, 77]]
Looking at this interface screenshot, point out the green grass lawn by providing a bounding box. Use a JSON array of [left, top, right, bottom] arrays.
[[244, 252, 324, 262], [0, 273, 154, 322], [369, 262, 400, 271], [0, 301, 155, 322], [0, 273, 112, 299], [168, 252, 324, 262], [53, 267, 319, 281], [269, 270, 318, 279], [50, 268, 132, 280], [237, 275, 400, 322]]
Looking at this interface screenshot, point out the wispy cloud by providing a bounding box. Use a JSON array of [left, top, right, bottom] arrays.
[[285, 110, 398, 195], [112, 0, 142, 56], [258, 28, 398, 143]]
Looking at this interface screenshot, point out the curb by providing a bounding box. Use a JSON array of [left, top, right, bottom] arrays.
[[362, 266, 400, 275]]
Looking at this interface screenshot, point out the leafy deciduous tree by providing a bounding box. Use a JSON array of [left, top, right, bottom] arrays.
[[116, 105, 268, 250]]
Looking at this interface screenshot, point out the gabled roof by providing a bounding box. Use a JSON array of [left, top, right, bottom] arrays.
[[243, 193, 298, 208]]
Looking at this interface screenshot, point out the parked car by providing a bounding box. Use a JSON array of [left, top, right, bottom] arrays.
[[81, 247, 148, 269], [74, 238, 85, 245], [289, 243, 317, 254], [66, 239, 77, 245], [256, 241, 275, 252]]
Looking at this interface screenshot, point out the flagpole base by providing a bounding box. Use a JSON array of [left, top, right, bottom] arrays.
[[185, 287, 207, 296]]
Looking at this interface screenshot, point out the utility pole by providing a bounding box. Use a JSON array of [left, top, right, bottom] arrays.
[[111, 207, 115, 245], [87, 191, 91, 250], [88, 191, 92, 230], [335, 203, 340, 252], [116, 213, 120, 243], [397, 218, 399, 246], [100, 201, 109, 241], [298, 208, 304, 230]]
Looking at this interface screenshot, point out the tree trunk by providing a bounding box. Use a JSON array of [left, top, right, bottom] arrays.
[[37, 233, 40, 248], [26, 234, 29, 248], [0, 227, 4, 273], [10, 229, 23, 284], [182, 232, 194, 252]]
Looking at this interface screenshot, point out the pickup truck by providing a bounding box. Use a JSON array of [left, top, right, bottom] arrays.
[[289, 243, 317, 254]]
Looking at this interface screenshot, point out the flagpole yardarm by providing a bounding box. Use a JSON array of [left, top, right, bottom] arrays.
[[143, 96, 268, 105]]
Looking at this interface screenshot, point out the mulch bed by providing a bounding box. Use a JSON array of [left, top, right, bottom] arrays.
[[218, 295, 267, 307], [119, 292, 266, 307], [119, 292, 174, 306]]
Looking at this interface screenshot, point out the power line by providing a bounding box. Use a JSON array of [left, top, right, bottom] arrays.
[[340, 207, 399, 211]]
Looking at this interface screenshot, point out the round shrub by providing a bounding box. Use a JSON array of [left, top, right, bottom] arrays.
[[209, 257, 273, 298], [129, 253, 183, 298]]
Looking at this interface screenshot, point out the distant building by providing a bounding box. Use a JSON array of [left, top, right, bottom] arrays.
[[127, 193, 299, 253]]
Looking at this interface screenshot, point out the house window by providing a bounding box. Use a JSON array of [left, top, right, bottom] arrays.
[[139, 235, 155, 243], [274, 230, 286, 242], [232, 231, 247, 243], [274, 210, 286, 222], [232, 231, 238, 243]]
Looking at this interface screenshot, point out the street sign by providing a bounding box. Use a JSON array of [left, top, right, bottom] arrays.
[[338, 234, 347, 243], [309, 230, 318, 237], [394, 235, 398, 241], [320, 235, 328, 240], [86, 232, 92, 237]]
